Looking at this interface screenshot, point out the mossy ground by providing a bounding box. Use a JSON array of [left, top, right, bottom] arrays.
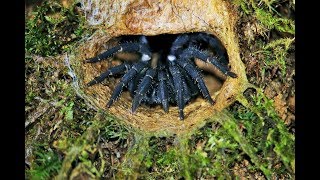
[[25, 0, 295, 179]]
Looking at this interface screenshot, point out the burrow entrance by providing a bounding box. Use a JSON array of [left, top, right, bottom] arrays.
[[68, 0, 249, 136]]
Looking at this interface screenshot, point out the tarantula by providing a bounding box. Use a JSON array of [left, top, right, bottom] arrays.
[[84, 32, 237, 120]]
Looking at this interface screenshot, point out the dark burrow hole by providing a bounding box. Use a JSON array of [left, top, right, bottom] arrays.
[[116, 32, 229, 66]]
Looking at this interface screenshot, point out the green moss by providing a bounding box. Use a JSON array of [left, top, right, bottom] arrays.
[[250, 90, 295, 171], [188, 125, 241, 179], [255, 37, 294, 77], [117, 135, 194, 179], [52, 112, 132, 179], [25, 1, 86, 56], [218, 111, 273, 178], [59, 100, 74, 121], [116, 134, 151, 178], [233, 0, 295, 79], [235, 89, 295, 176], [111, 91, 294, 178], [156, 148, 179, 169], [159, 89, 294, 179], [255, 8, 295, 34], [26, 144, 62, 179], [233, 0, 295, 35], [100, 117, 130, 145], [54, 119, 100, 179], [26, 49, 131, 179]]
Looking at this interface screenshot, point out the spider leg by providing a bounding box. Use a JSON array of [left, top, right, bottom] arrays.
[[179, 66, 199, 97], [158, 70, 169, 112], [143, 84, 159, 105], [85, 42, 151, 63], [169, 34, 190, 56], [176, 59, 215, 105], [166, 71, 176, 103], [141, 83, 154, 104], [181, 75, 191, 104], [190, 33, 228, 65], [176, 66, 193, 102], [166, 34, 191, 71], [131, 68, 157, 113], [127, 70, 146, 96], [169, 64, 185, 120], [152, 85, 161, 104], [87, 63, 131, 86], [180, 47, 237, 78], [107, 61, 148, 108]]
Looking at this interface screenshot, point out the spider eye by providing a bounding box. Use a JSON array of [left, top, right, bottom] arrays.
[[142, 54, 151, 61], [167, 55, 176, 61]]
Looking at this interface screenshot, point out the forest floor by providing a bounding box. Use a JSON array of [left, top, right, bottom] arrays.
[[25, 0, 295, 179]]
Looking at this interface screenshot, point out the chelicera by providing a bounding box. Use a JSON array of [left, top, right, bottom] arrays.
[[84, 32, 237, 120]]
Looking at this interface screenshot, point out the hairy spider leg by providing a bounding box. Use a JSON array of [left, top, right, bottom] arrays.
[[127, 70, 147, 96], [140, 82, 155, 104], [177, 66, 201, 104], [131, 69, 157, 113], [166, 34, 198, 107], [176, 59, 215, 105], [85, 42, 152, 63], [180, 47, 237, 78], [141, 58, 166, 105], [166, 71, 176, 103], [87, 63, 132, 86], [107, 61, 149, 108], [153, 86, 161, 104], [142, 84, 159, 105], [189, 33, 228, 65], [158, 70, 169, 112], [179, 67, 199, 97], [176, 66, 191, 100], [166, 34, 191, 70], [169, 34, 190, 56], [169, 63, 185, 120], [180, 74, 192, 104]]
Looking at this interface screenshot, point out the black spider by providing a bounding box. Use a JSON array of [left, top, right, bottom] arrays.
[[84, 32, 237, 120]]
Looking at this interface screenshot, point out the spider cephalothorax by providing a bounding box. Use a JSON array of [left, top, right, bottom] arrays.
[[85, 32, 237, 120]]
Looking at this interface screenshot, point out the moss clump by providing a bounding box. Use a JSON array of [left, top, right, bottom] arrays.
[[116, 97, 294, 179], [233, 0, 295, 82], [188, 124, 241, 179], [52, 113, 132, 179], [234, 0, 295, 35], [26, 144, 62, 179], [25, 1, 86, 56], [249, 89, 295, 172], [256, 38, 294, 77], [233, 89, 295, 177], [254, 8, 294, 34]]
